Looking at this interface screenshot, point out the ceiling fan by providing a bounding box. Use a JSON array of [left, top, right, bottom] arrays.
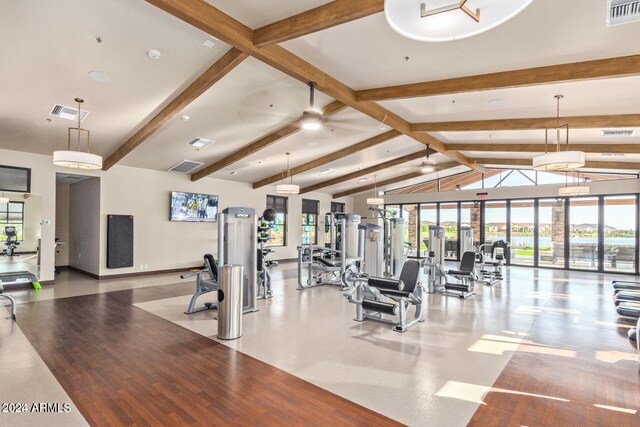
[[236, 81, 385, 138]]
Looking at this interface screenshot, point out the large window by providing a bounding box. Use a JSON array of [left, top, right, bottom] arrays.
[[419, 204, 437, 257], [301, 199, 318, 245], [440, 203, 458, 260], [484, 201, 507, 259], [603, 195, 637, 273], [266, 195, 287, 246], [538, 199, 565, 269], [569, 197, 599, 270], [510, 200, 535, 266], [460, 202, 480, 246], [0, 201, 24, 241]]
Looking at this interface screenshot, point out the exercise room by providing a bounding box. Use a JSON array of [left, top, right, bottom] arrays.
[[1, 0, 639, 425]]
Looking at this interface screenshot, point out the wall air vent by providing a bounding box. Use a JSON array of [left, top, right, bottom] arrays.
[[187, 137, 215, 149], [167, 160, 204, 174], [602, 129, 636, 137], [49, 104, 89, 122], [607, 0, 640, 26]]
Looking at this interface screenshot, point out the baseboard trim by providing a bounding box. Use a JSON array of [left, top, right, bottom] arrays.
[[67, 266, 100, 280]]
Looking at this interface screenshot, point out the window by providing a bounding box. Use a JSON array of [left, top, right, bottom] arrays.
[[440, 203, 459, 260], [419, 204, 437, 257], [331, 202, 345, 213], [0, 201, 24, 241], [325, 202, 346, 246], [569, 197, 599, 270], [266, 195, 287, 246], [538, 198, 564, 269], [603, 195, 637, 273], [510, 200, 535, 266], [301, 199, 319, 245]]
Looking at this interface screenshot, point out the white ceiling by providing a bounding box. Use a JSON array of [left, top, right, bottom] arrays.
[[1, 0, 640, 196]]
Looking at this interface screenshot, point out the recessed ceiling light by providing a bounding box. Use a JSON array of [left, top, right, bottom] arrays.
[[488, 99, 506, 106], [181, 115, 191, 122], [88, 71, 110, 82], [229, 171, 238, 175], [202, 39, 216, 48], [319, 168, 334, 175], [357, 177, 371, 183], [147, 49, 162, 59]]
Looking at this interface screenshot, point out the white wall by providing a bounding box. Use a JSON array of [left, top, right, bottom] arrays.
[[0, 148, 353, 281], [55, 183, 70, 266], [69, 177, 101, 275], [98, 165, 352, 276]]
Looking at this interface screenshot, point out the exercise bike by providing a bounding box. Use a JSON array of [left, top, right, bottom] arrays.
[[3, 226, 19, 257]]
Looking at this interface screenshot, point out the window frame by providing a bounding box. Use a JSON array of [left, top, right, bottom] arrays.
[[266, 195, 288, 247], [0, 201, 25, 242]]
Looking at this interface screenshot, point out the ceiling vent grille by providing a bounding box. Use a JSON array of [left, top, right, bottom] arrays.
[[49, 104, 89, 122], [187, 137, 215, 149], [602, 153, 626, 157], [167, 160, 204, 174], [607, 0, 640, 26], [602, 129, 636, 137]]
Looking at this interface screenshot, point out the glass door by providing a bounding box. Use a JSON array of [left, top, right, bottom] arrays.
[[483, 201, 507, 259], [439, 203, 459, 260], [569, 197, 599, 270], [419, 204, 437, 257], [538, 199, 565, 268], [510, 200, 535, 266], [603, 195, 637, 273]]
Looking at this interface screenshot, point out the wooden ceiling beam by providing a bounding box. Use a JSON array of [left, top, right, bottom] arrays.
[[472, 157, 640, 170], [412, 114, 640, 132], [147, 0, 482, 174], [252, 130, 400, 189], [355, 54, 640, 101], [190, 100, 345, 181], [253, 0, 384, 47], [332, 162, 459, 198], [299, 149, 431, 194], [102, 48, 247, 170], [447, 143, 640, 153]]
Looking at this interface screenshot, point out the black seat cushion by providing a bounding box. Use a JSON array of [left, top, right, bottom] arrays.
[[448, 269, 472, 276], [398, 260, 420, 293], [204, 254, 217, 282]]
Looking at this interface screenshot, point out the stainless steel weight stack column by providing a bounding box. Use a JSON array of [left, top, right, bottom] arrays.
[[217, 265, 244, 340], [358, 223, 383, 276], [460, 226, 474, 256], [427, 225, 446, 293], [389, 217, 406, 277], [218, 207, 258, 313]]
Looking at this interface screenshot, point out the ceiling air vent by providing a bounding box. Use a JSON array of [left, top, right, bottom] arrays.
[[49, 104, 89, 122], [167, 160, 204, 174], [602, 153, 626, 157], [607, 0, 640, 26], [602, 129, 636, 137], [187, 137, 215, 149]]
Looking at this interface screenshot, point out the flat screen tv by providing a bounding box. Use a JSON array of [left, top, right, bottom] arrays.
[[170, 191, 219, 222]]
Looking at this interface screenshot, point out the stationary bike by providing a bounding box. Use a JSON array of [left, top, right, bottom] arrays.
[[3, 226, 20, 257]]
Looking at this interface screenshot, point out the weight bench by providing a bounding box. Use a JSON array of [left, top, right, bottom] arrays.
[[444, 251, 476, 299], [346, 260, 425, 333], [182, 254, 218, 314], [0, 282, 16, 320]]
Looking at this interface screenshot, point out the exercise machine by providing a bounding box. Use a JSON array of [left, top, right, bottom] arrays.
[[182, 254, 218, 314], [345, 259, 424, 333], [218, 207, 258, 313], [298, 213, 362, 290], [3, 226, 19, 256], [0, 271, 40, 289], [477, 240, 510, 286], [257, 208, 276, 299], [0, 282, 16, 320], [422, 225, 477, 298], [369, 208, 408, 277], [358, 223, 384, 277]]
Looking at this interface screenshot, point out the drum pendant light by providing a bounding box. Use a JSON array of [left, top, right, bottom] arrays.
[[53, 98, 103, 170], [533, 95, 585, 171], [275, 153, 300, 195]]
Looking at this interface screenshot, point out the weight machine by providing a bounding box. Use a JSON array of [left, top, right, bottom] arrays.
[[477, 240, 510, 286], [369, 207, 408, 277], [257, 208, 277, 299]]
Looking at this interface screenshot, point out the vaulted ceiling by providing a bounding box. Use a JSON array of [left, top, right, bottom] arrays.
[[2, 0, 640, 197]]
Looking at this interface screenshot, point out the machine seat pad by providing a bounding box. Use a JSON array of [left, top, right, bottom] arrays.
[[368, 277, 404, 291], [445, 283, 472, 292], [379, 289, 412, 298], [448, 269, 472, 276]]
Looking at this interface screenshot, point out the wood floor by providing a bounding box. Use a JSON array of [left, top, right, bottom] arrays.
[[16, 284, 399, 426], [469, 276, 640, 426]]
